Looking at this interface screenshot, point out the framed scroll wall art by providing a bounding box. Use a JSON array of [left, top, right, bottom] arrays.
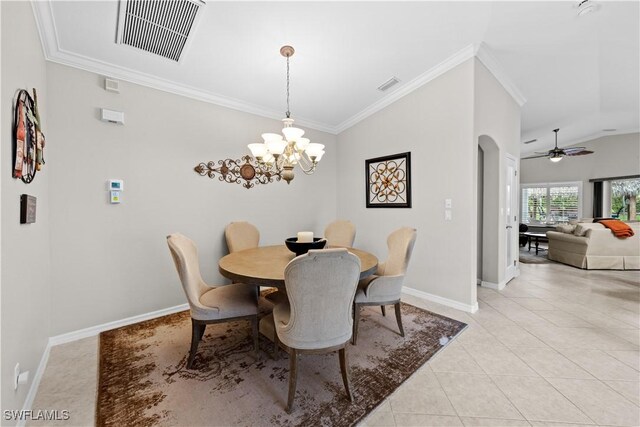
[[365, 152, 412, 208]]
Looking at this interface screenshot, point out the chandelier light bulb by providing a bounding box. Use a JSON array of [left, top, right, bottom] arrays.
[[282, 126, 305, 142], [248, 143, 267, 158], [247, 45, 324, 184], [296, 138, 310, 150], [305, 143, 325, 158], [266, 139, 287, 155]]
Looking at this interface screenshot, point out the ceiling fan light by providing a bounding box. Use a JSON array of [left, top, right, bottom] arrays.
[[550, 155, 563, 163]]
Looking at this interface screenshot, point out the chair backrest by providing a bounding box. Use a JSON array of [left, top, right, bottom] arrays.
[[324, 220, 356, 247], [280, 249, 361, 349], [167, 233, 208, 308], [225, 221, 260, 253], [378, 227, 417, 276]]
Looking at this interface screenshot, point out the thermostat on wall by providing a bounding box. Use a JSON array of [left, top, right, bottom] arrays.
[[109, 179, 124, 191]]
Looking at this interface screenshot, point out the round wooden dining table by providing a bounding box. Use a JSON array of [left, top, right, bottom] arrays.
[[218, 245, 378, 288]]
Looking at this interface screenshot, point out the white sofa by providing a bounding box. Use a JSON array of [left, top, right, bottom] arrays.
[[546, 222, 640, 270]]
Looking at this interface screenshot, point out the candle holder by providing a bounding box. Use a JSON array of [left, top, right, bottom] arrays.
[[284, 237, 327, 256]]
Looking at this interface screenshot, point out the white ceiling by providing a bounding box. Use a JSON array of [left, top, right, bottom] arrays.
[[35, 1, 639, 154]]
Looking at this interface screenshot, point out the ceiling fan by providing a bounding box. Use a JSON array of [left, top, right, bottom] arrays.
[[523, 128, 594, 162]]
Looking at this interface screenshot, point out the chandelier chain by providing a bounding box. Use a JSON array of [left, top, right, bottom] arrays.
[[286, 55, 291, 119]]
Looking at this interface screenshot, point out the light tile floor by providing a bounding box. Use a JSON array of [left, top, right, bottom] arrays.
[[30, 263, 639, 426]]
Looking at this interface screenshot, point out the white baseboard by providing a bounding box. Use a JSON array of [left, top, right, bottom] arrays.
[[480, 271, 519, 291], [18, 343, 52, 427], [49, 303, 189, 346], [402, 286, 479, 313], [20, 303, 189, 420]]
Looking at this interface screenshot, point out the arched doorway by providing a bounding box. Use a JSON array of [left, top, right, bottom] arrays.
[[477, 135, 501, 287]]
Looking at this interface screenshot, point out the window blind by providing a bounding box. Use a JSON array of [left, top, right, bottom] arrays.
[[520, 182, 581, 224]]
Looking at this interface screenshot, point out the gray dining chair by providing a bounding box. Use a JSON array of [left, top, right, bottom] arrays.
[[225, 221, 260, 253], [352, 227, 417, 345], [324, 220, 356, 247], [167, 233, 259, 369], [259, 248, 361, 413]]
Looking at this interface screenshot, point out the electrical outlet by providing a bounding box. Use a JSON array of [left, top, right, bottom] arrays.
[[14, 363, 20, 390]]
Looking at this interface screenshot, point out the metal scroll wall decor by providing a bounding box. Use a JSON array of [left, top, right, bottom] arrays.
[[13, 89, 46, 184], [194, 155, 282, 190], [365, 152, 412, 208]]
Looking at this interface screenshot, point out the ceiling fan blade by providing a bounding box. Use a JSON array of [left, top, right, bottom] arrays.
[[562, 147, 587, 153], [565, 150, 594, 156], [534, 151, 551, 155], [522, 154, 550, 160]]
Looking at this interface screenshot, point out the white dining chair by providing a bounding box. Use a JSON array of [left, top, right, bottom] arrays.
[[167, 233, 259, 368], [259, 248, 361, 413], [352, 227, 417, 345], [324, 220, 356, 247], [225, 221, 260, 253]]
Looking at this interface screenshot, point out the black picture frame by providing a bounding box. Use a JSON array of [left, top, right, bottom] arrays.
[[20, 194, 36, 224], [365, 152, 412, 208]]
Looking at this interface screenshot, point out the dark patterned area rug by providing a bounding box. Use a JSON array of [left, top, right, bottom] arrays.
[[519, 243, 553, 264], [97, 303, 466, 427]]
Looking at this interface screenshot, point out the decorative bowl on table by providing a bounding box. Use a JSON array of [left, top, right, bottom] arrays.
[[285, 237, 327, 256]]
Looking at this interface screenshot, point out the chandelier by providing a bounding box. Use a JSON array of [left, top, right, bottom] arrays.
[[248, 45, 325, 184]]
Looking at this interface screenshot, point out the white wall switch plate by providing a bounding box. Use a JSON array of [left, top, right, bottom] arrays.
[[445, 198, 452, 209], [445, 210, 452, 220], [110, 191, 121, 204]]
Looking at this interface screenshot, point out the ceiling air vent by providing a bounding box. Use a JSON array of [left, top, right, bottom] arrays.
[[377, 77, 400, 92], [116, 0, 205, 62]]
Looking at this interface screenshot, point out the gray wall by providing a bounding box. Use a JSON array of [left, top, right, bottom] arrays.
[[1, 1, 52, 413], [336, 59, 477, 308], [45, 63, 338, 336], [520, 133, 640, 218], [335, 58, 521, 308], [473, 60, 521, 287]]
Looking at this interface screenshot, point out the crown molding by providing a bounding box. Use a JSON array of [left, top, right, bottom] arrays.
[[334, 44, 478, 134], [30, 1, 336, 134], [31, 2, 527, 137], [473, 42, 527, 107]]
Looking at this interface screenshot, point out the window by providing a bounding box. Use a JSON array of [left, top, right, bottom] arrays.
[[520, 182, 581, 224], [610, 178, 639, 221]]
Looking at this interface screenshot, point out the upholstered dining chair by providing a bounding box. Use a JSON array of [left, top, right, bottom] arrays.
[[324, 220, 356, 247], [224, 221, 260, 253], [352, 227, 417, 345], [259, 249, 361, 413], [167, 233, 259, 369]]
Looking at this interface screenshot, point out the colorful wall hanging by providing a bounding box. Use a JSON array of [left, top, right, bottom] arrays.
[[13, 89, 46, 184]]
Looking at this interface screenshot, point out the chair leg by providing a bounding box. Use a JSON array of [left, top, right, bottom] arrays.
[[198, 323, 206, 341], [273, 332, 280, 361], [286, 349, 299, 414], [188, 319, 204, 369], [394, 303, 405, 337], [251, 316, 259, 357], [352, 304, 361, 345], [339, 347, 353, 401], [381, 305, 386, 316]]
